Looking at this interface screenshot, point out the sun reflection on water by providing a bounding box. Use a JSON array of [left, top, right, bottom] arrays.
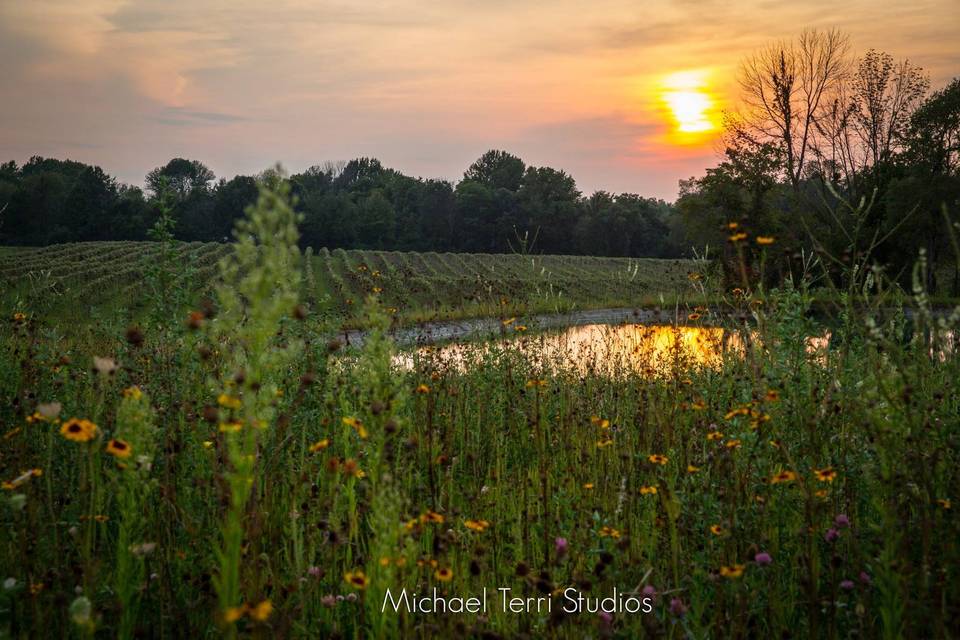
[[395, 324, 760, 377]]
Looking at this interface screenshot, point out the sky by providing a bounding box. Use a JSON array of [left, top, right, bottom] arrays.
[[0, 0, 957, 201]]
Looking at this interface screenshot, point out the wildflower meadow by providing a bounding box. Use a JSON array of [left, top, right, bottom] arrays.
[[1, 177, 957, 638]]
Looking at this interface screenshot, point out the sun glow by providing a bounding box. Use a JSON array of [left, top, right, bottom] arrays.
[[660, 70, 719, 140]]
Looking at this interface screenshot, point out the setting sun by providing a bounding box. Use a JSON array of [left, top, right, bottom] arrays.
[[661, 70, 719, 140]]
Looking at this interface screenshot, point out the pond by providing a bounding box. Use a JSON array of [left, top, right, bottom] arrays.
[[394, 323, 832, 376]]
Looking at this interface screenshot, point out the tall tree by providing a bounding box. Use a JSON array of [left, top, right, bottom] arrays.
[[731, 29, 850, 190], [145, 158, 216, 200], [463, 150, 526, 192]]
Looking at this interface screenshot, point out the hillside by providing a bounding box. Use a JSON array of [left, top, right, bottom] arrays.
[[0, 241, 707, 327]]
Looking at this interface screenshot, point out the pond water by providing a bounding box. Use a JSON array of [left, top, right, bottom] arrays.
[[395, 323, 831, 376]]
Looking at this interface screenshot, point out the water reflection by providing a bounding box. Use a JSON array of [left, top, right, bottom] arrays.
[[391, 320, 958, 376], [396, 324, 754, 377]]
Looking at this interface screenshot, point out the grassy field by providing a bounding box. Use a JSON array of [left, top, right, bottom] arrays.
[[1, 185, 957, 638], [0, 242, 705, 331]]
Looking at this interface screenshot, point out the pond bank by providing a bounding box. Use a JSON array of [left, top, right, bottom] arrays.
[[337, 303, 957, 348], [339, 306, 736, 348]]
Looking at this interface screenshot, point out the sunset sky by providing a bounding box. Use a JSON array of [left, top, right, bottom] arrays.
[[1, 0, 957, 200]]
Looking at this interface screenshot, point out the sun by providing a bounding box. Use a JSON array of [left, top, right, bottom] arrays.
[[660, 70, 719, 140]]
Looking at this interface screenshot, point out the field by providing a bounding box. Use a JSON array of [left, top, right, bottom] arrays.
[[1, 186, 958, 638], [0, 242, 703, 331]]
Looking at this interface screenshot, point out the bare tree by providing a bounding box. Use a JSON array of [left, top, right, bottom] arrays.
[[849, 50, 929, 167], [731, 28, 851, 190], [812, 50, 929, 191]]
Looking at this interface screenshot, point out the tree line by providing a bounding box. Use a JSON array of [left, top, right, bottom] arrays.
[[675, 31, 959, 293], [0, 151, 677, 258]]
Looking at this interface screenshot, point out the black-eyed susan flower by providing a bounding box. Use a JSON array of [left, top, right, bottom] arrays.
[[583, 483, 595, 490], [687, 312, 701, 321], [756, 236, 775, 245], [105, 439, 132, 458], [219, 421, 242, 433], [720, 564, 746, 578], [224, 604, 248, 623], [590, 415, 611, 429], [12, 312, 26, 323], [687, 464, 700, 474], [764, 389, 780, 402], [121, 386, 142, 400], [814, 467, 837, 482], [502, 317, 516, 326], [249, 600, 272, 622], [421, 510, 445, 524], [770, 470, 797, 484], [342, 459, 365, 479], [514, 325, 527, 332], [309, 438, 330, 453], [724, 407, 750, 420], [415, 384, 430, 394], [464, 519, 490, 532], [648, 454, 668, 465], [729, 232, 748, 242], [639, 486, 658, 495], [60, 418, 97, 443], [937, 498, 951, 510], [691, 400, 707, 411], [342, 416, 368, 439], [725, 439, 742, 449], [344, 570, 369, 589], [525, 378, 546, 388], [709, 524, 724, 536], [435, 568, 453, 582], [707, 431, 724, 441], [596, 437, 614, 448], [217, 394, 241, 410], [598, 526, 621, 539]]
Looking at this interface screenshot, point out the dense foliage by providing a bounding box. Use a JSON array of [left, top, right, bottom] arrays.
[[0, 152, 677, 259]]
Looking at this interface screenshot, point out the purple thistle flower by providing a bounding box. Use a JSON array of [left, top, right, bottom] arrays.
[[840, 580, 855, 591], [859, 571, 872, 585], [824, 528, 840, 543], [834, 514, 850, 529], [755, 551, 773, 566], [555, 537, 569, 557], [669, 597, 687, 617], [642, 584, 657, 602]]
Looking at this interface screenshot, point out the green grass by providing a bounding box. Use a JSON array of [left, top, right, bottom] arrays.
[[1, 188, 957, 638], [0, 241, 708, 330]]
